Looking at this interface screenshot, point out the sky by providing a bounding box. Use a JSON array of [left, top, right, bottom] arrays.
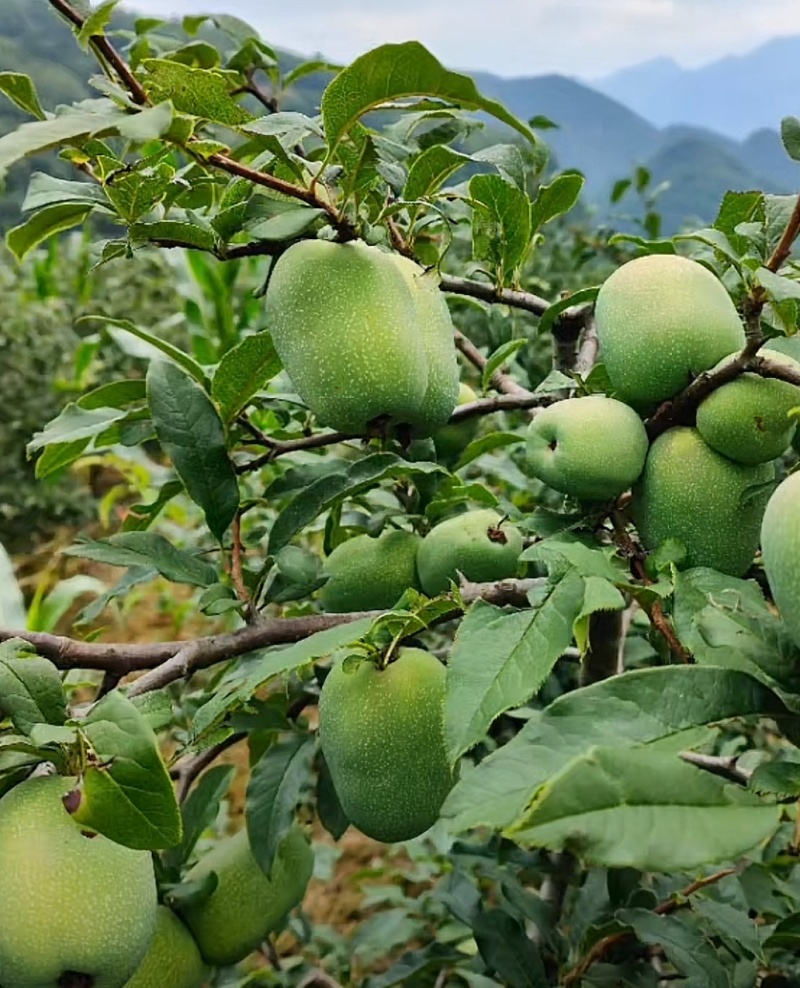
[[121, 0, 800, 79]]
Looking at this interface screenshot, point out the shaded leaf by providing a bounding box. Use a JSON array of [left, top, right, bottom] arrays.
[[0, 640, 67, 736], [62, 532, 217, 588], [212, 333, 282, 422]]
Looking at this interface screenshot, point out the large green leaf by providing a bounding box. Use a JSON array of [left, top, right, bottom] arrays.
[[6, 202, 93, 260], [211, 333, 282, 423], [62, 532, 218, 588], [508, 745, 780, 871], [0, 72, 44, 119], [141, 59, 252, 125], [164, 764, 236, 870], [147, 360, 240, 543], [442, 665, 786, 832], [74, 690, 182, 850], [246, 735, 315, 874], [618, 909, 730, 987], [404, 144, 471, 201], [470, 173, 533, 285], [530, 173, 584, 233], [444, 570, 584, 764], [0, 640, 67, 735], [321, 42, 537, 154], [191, 617, 376, 741]]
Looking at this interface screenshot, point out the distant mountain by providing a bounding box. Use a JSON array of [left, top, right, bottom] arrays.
[[594, 37, 800, 140], [0, 0, 796, 236]]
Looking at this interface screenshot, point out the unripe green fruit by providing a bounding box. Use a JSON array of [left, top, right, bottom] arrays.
[[632, 427, 774, 576], [433, 383, 480, 462], [762, 471, 800, 647], [0, 775, 158, 988], [393, 256, 460, 435], [763, 336, 800, 362], [319, 529, 421, 612], [417, 509, 523, 596], [179, 827, 313, 967], [123, 907, 205, 988], [318, 647, 455, 842], [595, 254, 745, 405], [525, 395, 648, 500], [696, 349, 800, 464]]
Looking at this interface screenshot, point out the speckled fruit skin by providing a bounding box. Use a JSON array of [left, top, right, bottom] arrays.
[[762, 471, 800, 648], [696, 349, 800, 464], [264, 239, 426, 434], [0, 775, 158, 988], [393, 256, 460, 434], [318, 647, 455, 843], [319, 529, 421, 613], [525, 395, 649, 500], [123, 906, 205, 988], [417, 509, 523, 596], [179, 827, 313, 968], [595, 254, 745, 405], [632, 427, 774, 576], [433, 383, 480, 462]]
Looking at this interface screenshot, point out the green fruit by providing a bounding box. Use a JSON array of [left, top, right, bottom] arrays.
[[0, 775, 158, 988], [595, 254, 745, 405], [433, 383, 480, 462], [417, 509, 523, 596], [763, 336, 800, 362], [179, 827, 313, 967], [123, 907, 205, 988], [264, 240, 458, 436], [632, 427, 774, 576], [525, 395, 648, 500], [696, 349, 800, 464], [762, 471, 800, 647], [319, 529, 421, 612], [318, 647, 455, 842], [392, 256, 460, 434]]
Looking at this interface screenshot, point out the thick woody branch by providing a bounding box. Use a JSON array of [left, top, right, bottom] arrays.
[[440, 275, 551, 316], [0, 578, 544, 691]]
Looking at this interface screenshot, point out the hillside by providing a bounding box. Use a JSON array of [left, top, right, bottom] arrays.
[[0, 0, 797, 235], [594, 36, 800, 140]]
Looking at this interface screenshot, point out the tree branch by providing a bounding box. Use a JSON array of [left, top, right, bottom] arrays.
[[171, 732, 245, 803], [766, 191, 800, 273], [440, 275, 551, 316], [562, 867, 738, 985], [0, 578, 544, 691], [47, 0, 148, 105], [679, 751, 752, 785]]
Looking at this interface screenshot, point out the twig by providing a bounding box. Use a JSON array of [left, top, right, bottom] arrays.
[[171, 732, 245, 803], [574, 316, 599, 378], [236, 429, 359, 472], [47, 0, 148, 105], [766, 191, 800, 273], [0, 578, 545, 689], [562, 867, 738, 985], [679, 751, 752, 785], [453, 329, 534, 398]]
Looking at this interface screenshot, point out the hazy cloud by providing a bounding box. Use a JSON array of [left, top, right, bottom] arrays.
[[121, 0, 800, 78]]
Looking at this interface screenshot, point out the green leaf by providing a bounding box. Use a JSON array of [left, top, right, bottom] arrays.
[[0, 72, 45, 119], [0, 640, 67, 736], [77, 316, 207, 384], [404, 144, 470, 201], [27, 403, 128, 455], [22, 172, 109, 212], [364, 944, 463, 988], [62, 532, 218, 588], [470, 174, 532, 285], [781, 116, 800, 162], [103, 163, 174, 224], [316, 750, 349, 840], [283, 60, 341, 89], [246, 206, 325, 241], [268, 453, 443, 556], [115, 101, 175, 142], [0, 101, 121, 180], [482, 339, 527, 391], [508, 745, 780, 871], [79, 380, 148, 411], [141, 59, 252, 126], [77, 0, 121, 47], [444, 569, 585, 763], [130, 219, 216, 252], [537, 286, 599, 337], [191, 618, 376, 741], [530, 173, 584, 233], [473, 142, 546, 189], [212, 333, 282, 423], [749, 756, 800, 797], [473, 910, 548, 988], [321, 42, 537, 154], [27, 575, 106, 634], [75, 690, 182, 850], [246, 735, 315, 874], [147, 360, 240, 543], [453, 432, 525, 471], [164, 763, 236, 870], [442, 665, 786, 833], [618, 909, 729, 987]]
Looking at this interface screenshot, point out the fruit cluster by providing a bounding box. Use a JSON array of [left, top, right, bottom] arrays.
[[0, 775, 313, 988], [527, 254, 800, 579]]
